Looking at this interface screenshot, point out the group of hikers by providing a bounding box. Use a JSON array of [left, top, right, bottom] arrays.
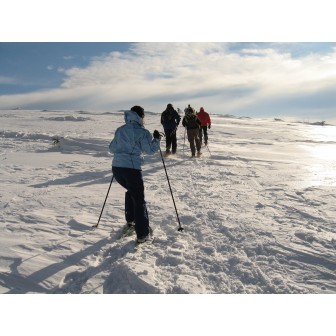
[[109, 104, 211, 244], [161, 103, 212, 157]]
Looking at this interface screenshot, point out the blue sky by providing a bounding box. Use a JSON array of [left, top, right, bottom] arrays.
[[0, 43, 130, 94], [1, 42, 336, 121]]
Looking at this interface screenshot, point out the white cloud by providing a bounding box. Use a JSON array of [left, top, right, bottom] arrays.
[[1, 42, 336, 120]]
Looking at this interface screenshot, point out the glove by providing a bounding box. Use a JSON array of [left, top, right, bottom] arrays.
[[153, 130, 162, 140], [208, 125, 211, 129]]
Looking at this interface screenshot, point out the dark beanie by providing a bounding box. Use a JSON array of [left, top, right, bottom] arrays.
[[131, 105, 145, 118]]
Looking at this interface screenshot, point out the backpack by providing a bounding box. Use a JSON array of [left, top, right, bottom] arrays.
[[184, 114, 199, 129], [162, 109, 173, 122]]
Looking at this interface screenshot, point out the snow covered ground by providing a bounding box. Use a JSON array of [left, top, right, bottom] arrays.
[[1, 109, 335, 296]]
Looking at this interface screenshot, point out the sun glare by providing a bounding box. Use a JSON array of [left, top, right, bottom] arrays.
[[300, 125, 336, 186]]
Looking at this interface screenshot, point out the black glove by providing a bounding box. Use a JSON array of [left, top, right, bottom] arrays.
[[153, 130, 162, 139], [208, 125, 211, 129]]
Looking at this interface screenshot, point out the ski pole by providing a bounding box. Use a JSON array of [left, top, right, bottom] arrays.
[[183, 128, 186, 156], [205, 143, 212, 157], [93, 175, 114, 228], [159, 148, 184, 232]]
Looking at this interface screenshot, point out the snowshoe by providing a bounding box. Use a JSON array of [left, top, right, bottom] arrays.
[[118, 222, 135, 239]]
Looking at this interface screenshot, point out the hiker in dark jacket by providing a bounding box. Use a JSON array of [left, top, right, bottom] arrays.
[[182, 106, 202, 157], [161, 103, 181, 155]]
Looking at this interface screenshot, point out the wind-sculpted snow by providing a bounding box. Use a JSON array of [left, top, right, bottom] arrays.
[[44, 116, 91, 122], [1, 130, 53, 141], [0, 110, 335, 294]]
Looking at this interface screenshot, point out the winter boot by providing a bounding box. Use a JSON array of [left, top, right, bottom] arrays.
[[137, 227, 154, 244]]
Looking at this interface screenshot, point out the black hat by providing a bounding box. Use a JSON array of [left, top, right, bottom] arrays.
[[187, 106, 195, 114], [131, 105, 145, 118]]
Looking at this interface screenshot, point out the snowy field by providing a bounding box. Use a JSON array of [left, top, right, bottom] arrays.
[[0, 109, 335, 297]]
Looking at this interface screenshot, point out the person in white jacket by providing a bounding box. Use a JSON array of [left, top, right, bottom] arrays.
[[109, 106, 161, 243]]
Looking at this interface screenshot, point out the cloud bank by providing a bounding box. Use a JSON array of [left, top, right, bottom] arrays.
[[1, 42, 336, 120]]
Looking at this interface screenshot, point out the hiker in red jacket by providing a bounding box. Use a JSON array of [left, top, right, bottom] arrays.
[[197, 107, 211, 145]]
